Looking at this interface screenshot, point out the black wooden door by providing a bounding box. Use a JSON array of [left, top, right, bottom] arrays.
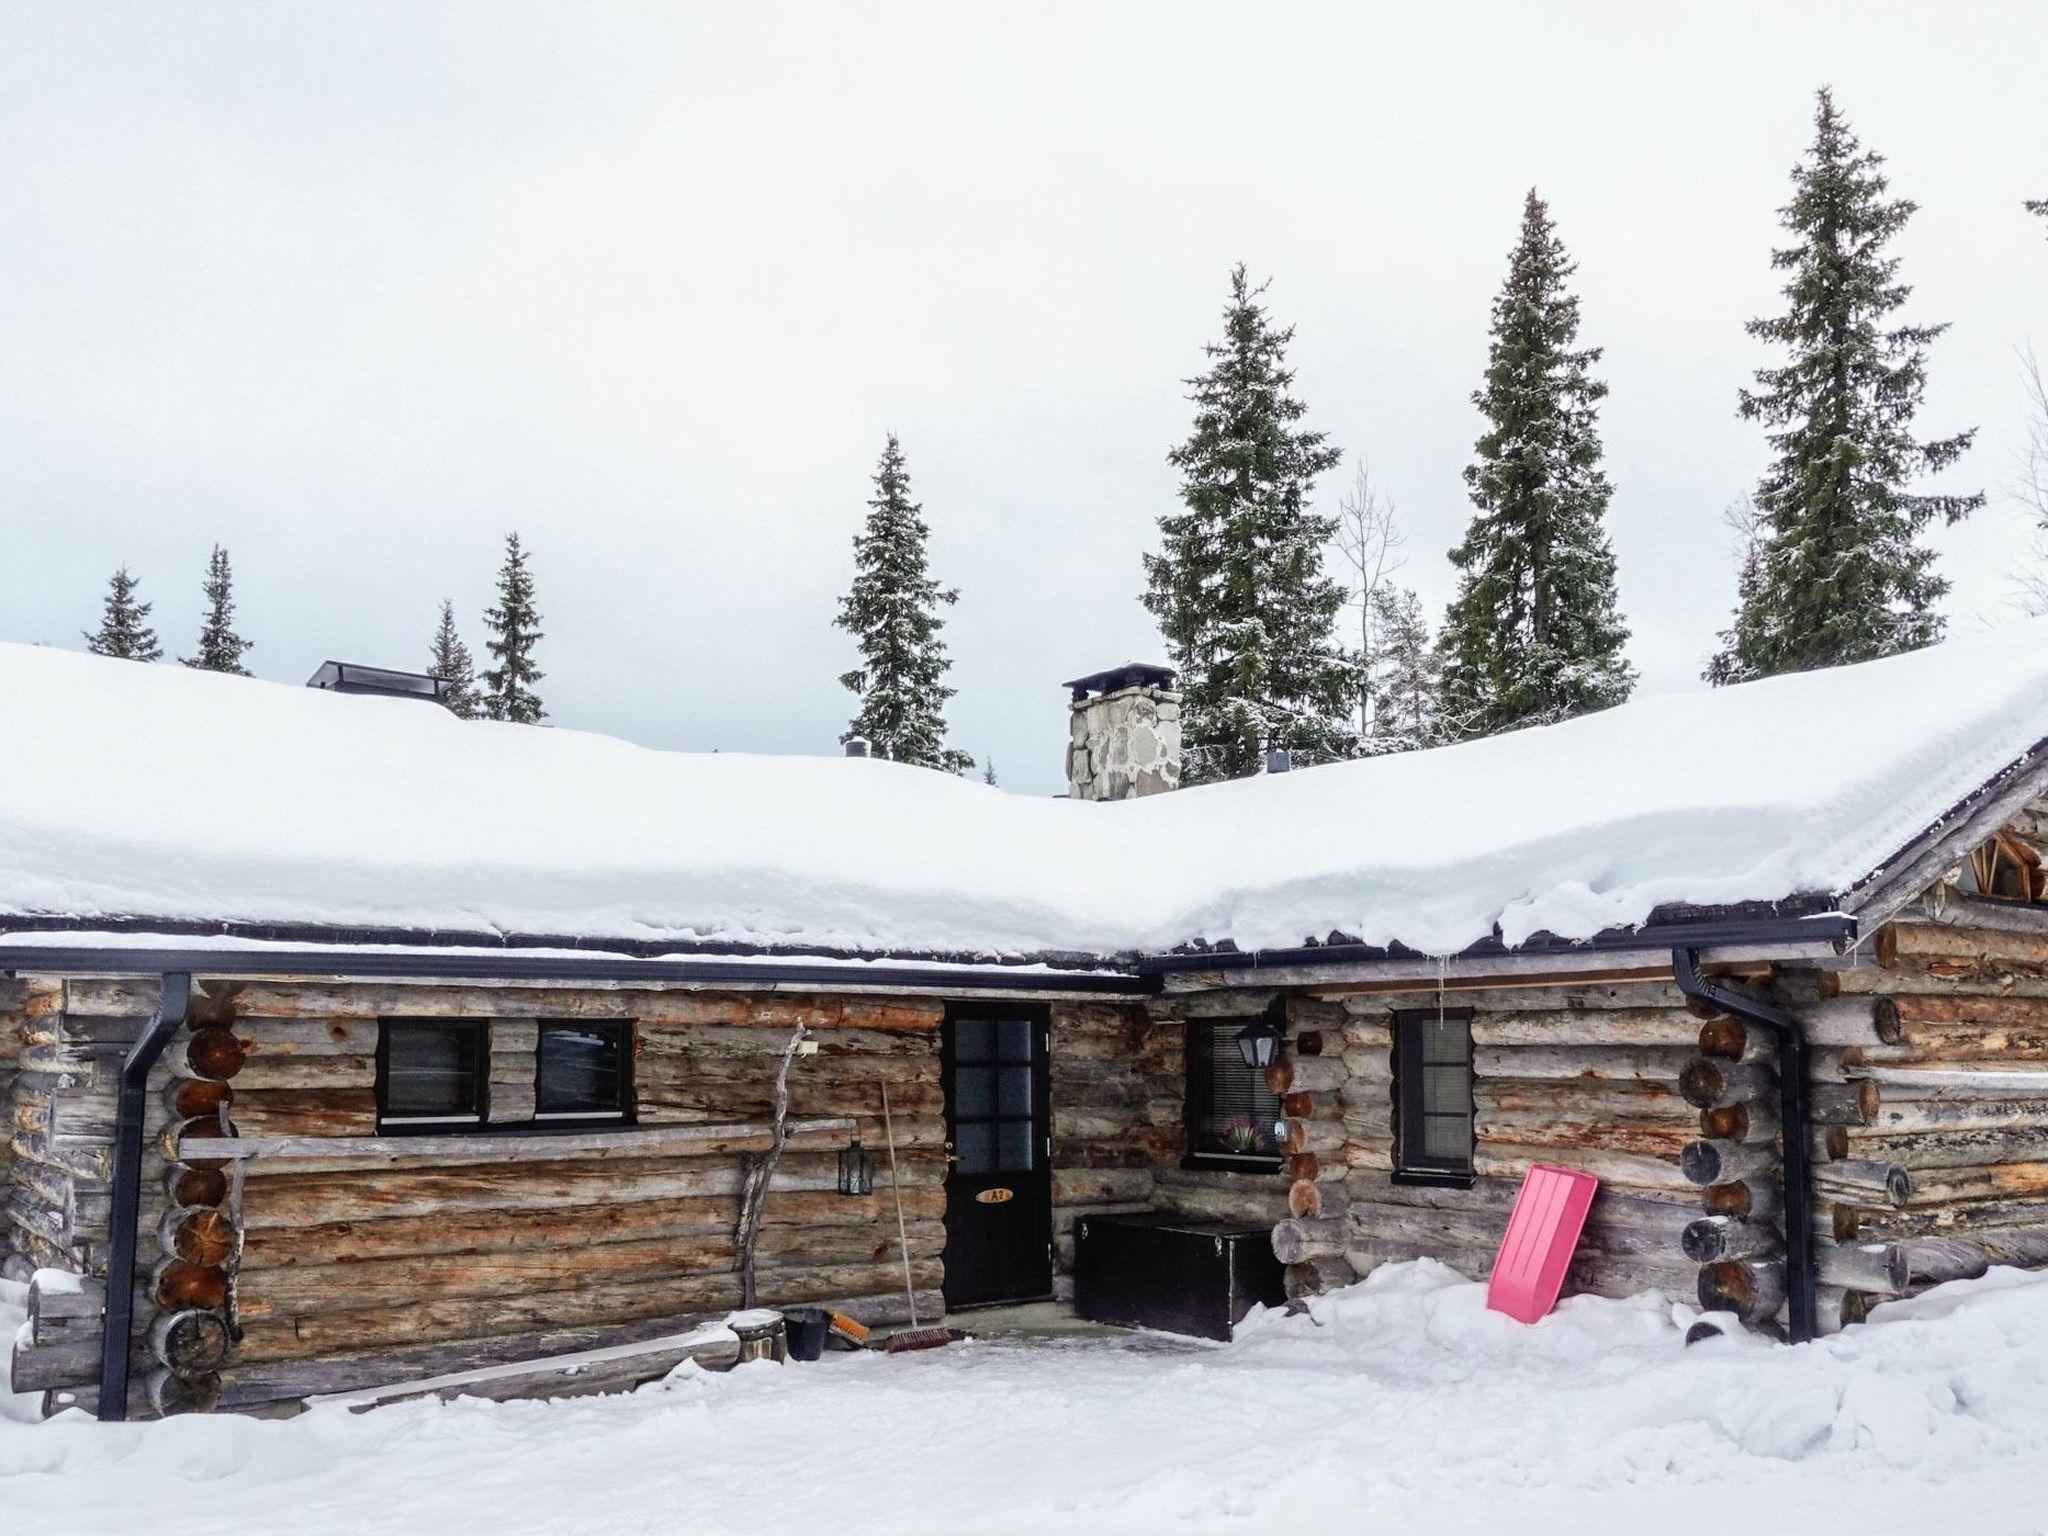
[[940, 1007, 1053, 1308]]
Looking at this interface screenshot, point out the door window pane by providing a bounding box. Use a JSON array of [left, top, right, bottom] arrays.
[[954, 1064, 993, 1117], [954, 1018, 994, 1062], [956, 1122, 994, 1174], [997, 1018, 1034, 1062], [998, 1066, 1033, 1116], [999, 1120, 1035, 1172]]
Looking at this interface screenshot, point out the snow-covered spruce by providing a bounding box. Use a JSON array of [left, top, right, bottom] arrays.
[[1709, 89, 1983, 685], [1439, 191, 1634, 741], [83, 565, 162, 663], [482, 532, 545, 725], [181, 544, 252, 676], [835, 433, 971, 774], [1144, 265, 1359, 783]]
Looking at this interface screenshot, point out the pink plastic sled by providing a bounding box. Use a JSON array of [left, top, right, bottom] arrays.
[[1486, 1164, 1599, 1324]]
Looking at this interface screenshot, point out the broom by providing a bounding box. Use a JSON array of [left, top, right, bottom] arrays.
[[880, 1080, 952, 1354]]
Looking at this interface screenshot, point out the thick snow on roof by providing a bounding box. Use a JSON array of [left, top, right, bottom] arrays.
[[2, 624, 2047, 961]]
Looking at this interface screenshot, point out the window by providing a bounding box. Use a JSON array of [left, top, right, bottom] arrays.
[[1184, 1017, 1283, 1169], [536, 1022, 633, 1121], [1959, 832, 2046, 904], [377, 1020, 487, 1128], [1394, 1009, 1473, 1182], [948, 1014, 1042, 1174]]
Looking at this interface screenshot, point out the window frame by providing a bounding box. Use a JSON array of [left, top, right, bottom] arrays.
[[533, 1020, 637, 1126], [1181, 1007, 1286, 1175], [375, 1018, 490, 1132], [1392, 1007, 1475, 1186], [1961, 832, 2047, 905]]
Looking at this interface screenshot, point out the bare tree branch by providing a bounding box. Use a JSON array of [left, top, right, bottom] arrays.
[[1331, 458, 1405, 739]]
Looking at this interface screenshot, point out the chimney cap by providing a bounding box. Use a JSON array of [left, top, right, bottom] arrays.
[[1265, 748, 1293, 775], [1062, 661, 1177, 703], [843, 736, 871, 758]]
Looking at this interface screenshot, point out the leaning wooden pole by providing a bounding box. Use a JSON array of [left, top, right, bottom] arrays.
[[734, 1022, 807, 1309]]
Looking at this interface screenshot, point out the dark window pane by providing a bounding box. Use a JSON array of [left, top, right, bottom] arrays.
[[956, 1122, 994, 1173], [998, 1066, 1033, 1117], [997, 1018, 1034, 1062], [1423, 1064, 1471, 1112], [999, 1119, 1035, 1172], [954, 1019, 993, 1062], [953, 1064, 993, 1117], [1423, 1115, 1470, 1161], [1186, 1020, 1281, 1159], [537, 1024, 627, 1116], [382, 1022, 483, 1121]]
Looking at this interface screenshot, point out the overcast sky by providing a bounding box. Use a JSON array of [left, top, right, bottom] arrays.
[[3, 3, 2044, 793]]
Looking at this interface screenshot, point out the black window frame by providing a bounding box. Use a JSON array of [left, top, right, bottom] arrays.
[[1181, 1007, 1286, 1174], [375, 1018, 489, 1132], [534, 1020, 637, 1126], [1393, 1008, 1475, 1185]]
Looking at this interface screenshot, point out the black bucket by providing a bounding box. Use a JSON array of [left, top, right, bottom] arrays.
[[783, 1307, 830, 1362]]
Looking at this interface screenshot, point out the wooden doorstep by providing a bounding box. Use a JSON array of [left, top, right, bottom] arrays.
[[195, 1116, 858, 1164]]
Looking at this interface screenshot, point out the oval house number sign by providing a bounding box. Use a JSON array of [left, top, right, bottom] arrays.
[[975, 1187, 1015, 1205]]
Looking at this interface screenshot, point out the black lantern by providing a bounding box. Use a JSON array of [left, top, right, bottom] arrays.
[[1233, 1016, 1282, 1070], [838, 1133, 875, 1196]]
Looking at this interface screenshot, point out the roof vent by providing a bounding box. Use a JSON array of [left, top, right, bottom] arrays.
[[843, 737, 871, 759], [306, 662, 453, 706], [1265, 748, 1292, 775]]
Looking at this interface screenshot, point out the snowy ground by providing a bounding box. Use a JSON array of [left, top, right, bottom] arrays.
[[5, 1263, 2048, 1536]]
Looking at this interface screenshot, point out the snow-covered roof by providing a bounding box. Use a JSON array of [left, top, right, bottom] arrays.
[[2, 624, 2047, 963]]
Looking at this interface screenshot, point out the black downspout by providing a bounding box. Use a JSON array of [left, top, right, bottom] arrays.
[[98, 972, 192, 1422], [1672, 947, 1817, 1344]]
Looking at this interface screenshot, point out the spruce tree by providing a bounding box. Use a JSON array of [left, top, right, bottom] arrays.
[[835, 434, 973, 772], [428, 599, 480, 719], [1143, 265, 1356, 782], [83, 566, 162, 661], [482, 533, 546, 724], [1708, 90, 1982, 683], [182, 545, 252, 675], [1439, 192, 1634, 740], [1367, 585, 1441, 753]]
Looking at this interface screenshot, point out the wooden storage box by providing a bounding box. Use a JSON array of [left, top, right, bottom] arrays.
[[1073, 1212, 1285, 1340]]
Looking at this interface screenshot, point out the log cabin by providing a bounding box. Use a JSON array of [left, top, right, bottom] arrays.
[[4, 624, 2048, 1417]]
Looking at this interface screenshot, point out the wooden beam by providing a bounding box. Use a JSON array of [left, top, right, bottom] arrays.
[[193, 1116, 858, 1164]]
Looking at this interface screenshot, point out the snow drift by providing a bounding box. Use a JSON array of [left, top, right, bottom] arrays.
[[2, 621, 2047, 960]]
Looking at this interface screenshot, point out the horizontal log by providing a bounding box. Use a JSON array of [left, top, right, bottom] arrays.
[[1811, 1159, 1913, 1207], [1682, 1216, 1781, 1263], [1471, 1144, 1694, 1195], [1478, 1115, 1692, 1158], [1862, 1097, 2048, 1135], [1816, 1241, 1908, 1292], [239, 1220, 944, 1317], [183, 1027, 246, 1083], [1837, 1125, 2048, 1168], [1811, 1080, 1880, 1126], [1697, 1259, 1784, 1321], [1267, 1056, 1346, 1094], [237, 1257, 946, 1362], [1894, 1162, 2048, 1206], [1470, 1009, 1704, 1047], [1471, 1046, 1691, 1083], [1701, 1101, 1778, 1144], [230, 1088, 380, 1138], [200, 1116, 858, 1165], [1350, 1200, 1688, 1259], [1789, 997, 1903, 1047], [1270, 1216, 1348, 1265], [158, 1207, 237, 1266], [1889, 923, 2048, 966], [1833, 1195, 2048, 1241], [1682, 1139, 1776, 1186], [150, 1308, 231, 1378], [1473, 1081, 1694, 1119], [1678, 1058, 1775, 1110], [1339, 982, 1694, 1015], [1703, 1177, 1781, 1221], [241, 1187, 941, 1268]]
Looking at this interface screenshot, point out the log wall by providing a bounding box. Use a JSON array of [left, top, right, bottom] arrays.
[[9, 978, 950, 1415], [1286, 980, 1710, 1309], [1790, 901, 2048, 1327]]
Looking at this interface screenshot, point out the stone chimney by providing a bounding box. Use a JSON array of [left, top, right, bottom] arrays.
[[1063, 663, 1182, 801]]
